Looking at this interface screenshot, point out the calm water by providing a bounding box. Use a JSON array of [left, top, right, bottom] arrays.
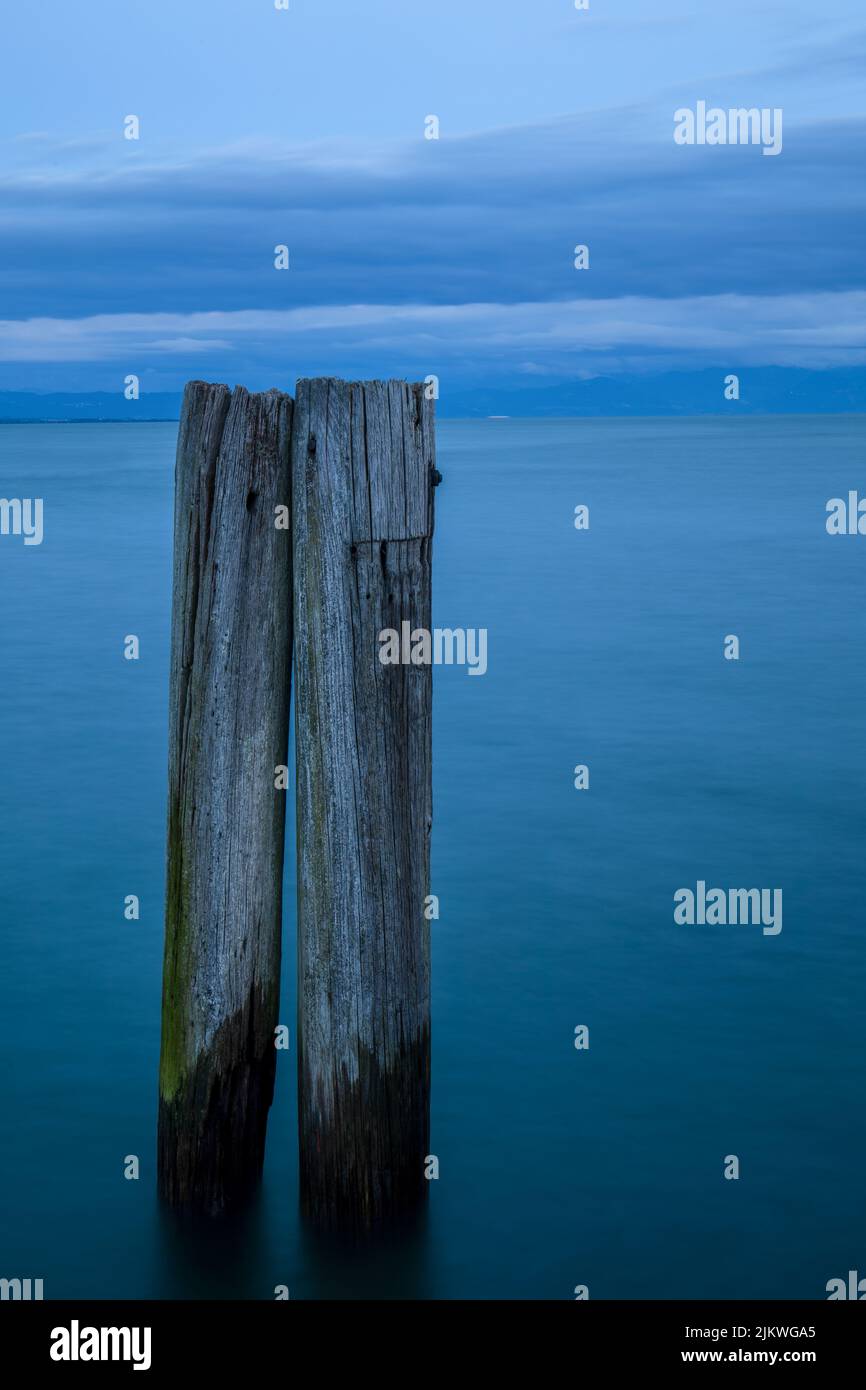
[[1, 416, 864, 1300]]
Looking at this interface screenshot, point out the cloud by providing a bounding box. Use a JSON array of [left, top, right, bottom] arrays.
[[0, 79, 863, 390], [0, 105, 862, 323], [1, 293, 863, 380]]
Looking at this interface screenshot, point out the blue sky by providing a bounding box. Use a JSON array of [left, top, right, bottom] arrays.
[[1, 0, 864, 406]]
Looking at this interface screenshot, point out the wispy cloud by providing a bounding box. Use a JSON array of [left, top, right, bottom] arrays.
[[2, 293, 863, 375]]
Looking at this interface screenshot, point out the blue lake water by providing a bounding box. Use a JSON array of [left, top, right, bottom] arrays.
[[0, 416, 864, 1300]]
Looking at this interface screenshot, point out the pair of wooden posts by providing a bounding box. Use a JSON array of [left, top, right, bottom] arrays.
[[157, 378, 436, 1231]]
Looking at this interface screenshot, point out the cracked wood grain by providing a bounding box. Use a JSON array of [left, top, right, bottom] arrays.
[[158, 380, 293, 1213], [293, 378, 436, 1233]]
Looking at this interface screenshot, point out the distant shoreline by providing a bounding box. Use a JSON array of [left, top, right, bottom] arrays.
[[0, 417, 180, 424], [1, 413, 865, 425]]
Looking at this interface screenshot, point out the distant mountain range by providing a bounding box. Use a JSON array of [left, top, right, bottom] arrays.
[[1, 368, 863, 421]]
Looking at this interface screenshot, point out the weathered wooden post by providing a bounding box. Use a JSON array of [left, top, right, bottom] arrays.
[[293, 378, 436, 1232], [158, 381, 293, 1213]]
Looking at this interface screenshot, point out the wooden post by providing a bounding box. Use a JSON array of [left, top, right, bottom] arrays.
[[293, 378, 436, 1232], [158, 380, 293, 1213]]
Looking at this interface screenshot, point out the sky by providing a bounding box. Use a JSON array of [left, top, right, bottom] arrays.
[[1, 0, 864, 409]]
